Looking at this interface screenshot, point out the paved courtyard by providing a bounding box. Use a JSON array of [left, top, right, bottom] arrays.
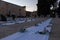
[[0, 17, 47, 38], [0, 18, 52, 40]]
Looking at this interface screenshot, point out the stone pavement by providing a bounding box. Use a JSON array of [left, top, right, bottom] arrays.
[[0, 17, 47, 38], [49, 18, 60, 40]]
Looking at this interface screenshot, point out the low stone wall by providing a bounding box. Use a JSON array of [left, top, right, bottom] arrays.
[[0, 18, 47, 38], [49, 18, 60, 40]]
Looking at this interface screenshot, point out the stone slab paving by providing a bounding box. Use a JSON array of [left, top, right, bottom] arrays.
[[49, 18, 60, 40], [0, 17, 47, 38]]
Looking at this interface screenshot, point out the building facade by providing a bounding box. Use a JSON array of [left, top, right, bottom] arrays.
[[26, 11, 37, 17], [0, 0, 26, 17]]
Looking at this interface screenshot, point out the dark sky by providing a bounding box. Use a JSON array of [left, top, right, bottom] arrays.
[[3, 0, 37, 12]]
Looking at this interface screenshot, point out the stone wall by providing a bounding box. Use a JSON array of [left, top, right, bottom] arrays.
[[0, 1, 26, 16], [49, 18, 60, 40]]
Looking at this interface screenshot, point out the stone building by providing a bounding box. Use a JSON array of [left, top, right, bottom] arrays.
[[0, 0, 26, 17], [30, 11, 37, 17], [26, 11, 31, 17], [26, 11, 37, 17]]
